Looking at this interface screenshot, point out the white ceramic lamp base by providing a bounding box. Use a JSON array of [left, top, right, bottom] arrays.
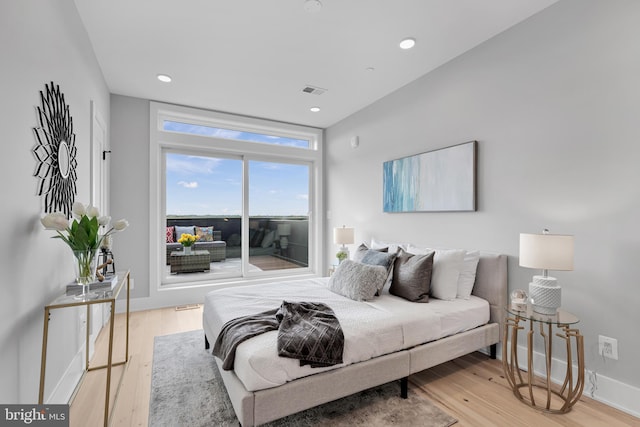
[[529, 275, 561, 315]]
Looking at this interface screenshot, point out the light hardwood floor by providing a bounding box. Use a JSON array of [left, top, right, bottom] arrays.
[[70, 306, 639, 427]]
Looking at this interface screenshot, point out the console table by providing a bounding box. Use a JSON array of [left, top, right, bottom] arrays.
[[502, 306, 584, 413], [39, 270, 131, 427]]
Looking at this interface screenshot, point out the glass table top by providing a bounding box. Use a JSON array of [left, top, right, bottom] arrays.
[[506, 305, 579, 325]]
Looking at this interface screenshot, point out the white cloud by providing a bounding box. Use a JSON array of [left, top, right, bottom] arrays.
[[297, 194, 309, 200], [166, 155, 221, 175], [178, 181, 198, 189]]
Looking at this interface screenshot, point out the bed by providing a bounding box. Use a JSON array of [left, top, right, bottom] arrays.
[[203, 250, 507, 426]]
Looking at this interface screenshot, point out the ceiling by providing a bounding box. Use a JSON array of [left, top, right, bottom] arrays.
[[74, 0, 558, 129]]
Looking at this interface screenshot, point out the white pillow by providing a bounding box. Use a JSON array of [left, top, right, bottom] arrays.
[[457, 250, 480, 299], [370, 237, 405, 254], [406, 245, 465, 301]]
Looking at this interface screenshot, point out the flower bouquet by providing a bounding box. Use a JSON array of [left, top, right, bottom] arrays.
[[41, 202, 129, 298], [178, 233, 199, 254]]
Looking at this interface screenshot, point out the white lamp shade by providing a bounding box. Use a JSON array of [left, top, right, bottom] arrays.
[[519, 233, 574, 271], [333, 227, 354, 245], [277, 223, 291, 236]]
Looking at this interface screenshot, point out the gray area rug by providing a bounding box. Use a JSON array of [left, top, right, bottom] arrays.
[[149, 330, 457, 427]]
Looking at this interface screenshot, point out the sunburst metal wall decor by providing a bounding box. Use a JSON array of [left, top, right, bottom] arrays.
[[33, 82, 78, 218]]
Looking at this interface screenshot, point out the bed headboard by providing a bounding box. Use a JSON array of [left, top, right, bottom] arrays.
[[471, 252, 508, 334]]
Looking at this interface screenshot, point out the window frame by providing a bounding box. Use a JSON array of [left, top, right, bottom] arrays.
[[149, 102, 324, 303]]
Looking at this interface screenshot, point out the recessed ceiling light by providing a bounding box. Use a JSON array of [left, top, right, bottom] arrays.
[[310, 107, 321, 112], [304, 0, 322, 13], [399, 38, 416, 50], [157, 74, 172, 83]]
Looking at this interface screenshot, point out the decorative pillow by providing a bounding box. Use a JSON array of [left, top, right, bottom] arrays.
[[406, 245, 465, 301], [370, 237, 405, 254], [352, 243, 397, 294], [457, 250, 480, 299], [250, 228, 265, 247], [166, 226, 175, 243], [261, 230, 275, 248], [328, 260, 388, 301], [195, 226, 214, 242], [175, 226, 195, 241], [390, 249, 434, 302], [353, 243, 388, 262]]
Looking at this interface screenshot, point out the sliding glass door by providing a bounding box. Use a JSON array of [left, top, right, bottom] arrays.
[[247, 160, 309, 273], [151, 101, 322, 292]]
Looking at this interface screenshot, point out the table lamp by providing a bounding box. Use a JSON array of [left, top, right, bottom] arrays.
[[277, 223, 291, 249], [519, 229, 574, 315], [333, 225, 354, 263]]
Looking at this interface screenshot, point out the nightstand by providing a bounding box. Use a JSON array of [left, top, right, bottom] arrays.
[[502, 306, 584, 413]]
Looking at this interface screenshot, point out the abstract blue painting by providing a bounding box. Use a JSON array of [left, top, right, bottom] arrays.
[[383, 141, 477, 212]]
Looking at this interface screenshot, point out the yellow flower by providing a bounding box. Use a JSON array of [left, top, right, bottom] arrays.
[[178, 233, 199, 246]]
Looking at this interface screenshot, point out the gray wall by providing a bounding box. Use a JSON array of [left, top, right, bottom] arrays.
[[0, 1, 110, 402], [326, 0, 640, 401], [110, 95, 150, 299]]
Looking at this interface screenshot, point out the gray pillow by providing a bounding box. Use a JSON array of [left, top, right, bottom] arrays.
[[175, 226, 195, 240], [352, 243, 396, 294], [390, 249, 434, 302], [328, 260, 388, 301]]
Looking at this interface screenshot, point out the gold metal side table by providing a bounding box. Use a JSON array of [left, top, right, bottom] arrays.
[[39, 270, 131, 427], [502, 306, 584, 413]]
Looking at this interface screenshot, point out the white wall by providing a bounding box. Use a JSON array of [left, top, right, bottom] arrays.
[[326, 0, 640, 414], [0, 0, 110, 403]]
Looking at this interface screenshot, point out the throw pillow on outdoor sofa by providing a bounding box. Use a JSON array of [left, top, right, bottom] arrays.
[[196, 226, 214, 242]]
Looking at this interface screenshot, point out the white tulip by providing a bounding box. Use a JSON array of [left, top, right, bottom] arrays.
[[113, 219, 129, 231], [72, 202, 86, 217], [98, 215, 111, 226], [87, 205, 100, 218], [41, 212, 68, 231]]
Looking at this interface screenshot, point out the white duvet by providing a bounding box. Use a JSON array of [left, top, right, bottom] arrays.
[[203, 277, 489, 392]]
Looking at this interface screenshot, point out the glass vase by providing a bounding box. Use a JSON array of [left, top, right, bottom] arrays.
[[72, 248, 99, 299], [183, 245, 192, 255]]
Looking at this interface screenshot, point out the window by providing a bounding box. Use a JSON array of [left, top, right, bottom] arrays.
[[163, 120, 310, 149], [150, 103, 323, 294]]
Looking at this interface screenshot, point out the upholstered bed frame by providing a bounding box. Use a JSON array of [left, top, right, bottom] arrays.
[[203, 252, 507, 426]]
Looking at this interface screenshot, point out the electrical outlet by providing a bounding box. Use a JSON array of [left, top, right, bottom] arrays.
[[599, 335, 618, 360]]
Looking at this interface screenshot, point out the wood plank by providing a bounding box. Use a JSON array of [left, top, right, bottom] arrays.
[[70, 306, 639, 426]]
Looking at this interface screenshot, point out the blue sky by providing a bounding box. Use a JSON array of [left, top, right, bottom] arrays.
[[166, 154, 309, 216], [163, 122, 310, 216], [163, 120, 309, 148]]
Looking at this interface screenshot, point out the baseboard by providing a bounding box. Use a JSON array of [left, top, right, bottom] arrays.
[[515, 344, 640, 418], [46, 348, 84, 404]]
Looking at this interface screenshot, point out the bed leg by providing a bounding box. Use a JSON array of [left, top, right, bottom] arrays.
[[205, 334, 210, 350], [490, 343, 497, 359], [400, 377, 408, 399]]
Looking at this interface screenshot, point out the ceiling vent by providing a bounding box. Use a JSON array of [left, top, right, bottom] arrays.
[[302, 85, 327, 95]]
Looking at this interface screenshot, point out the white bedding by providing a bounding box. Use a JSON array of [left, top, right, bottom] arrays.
[[203, 277, 489, 392]]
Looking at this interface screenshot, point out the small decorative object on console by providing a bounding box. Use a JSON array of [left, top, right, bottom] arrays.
[[510, 289, 528, 311], [41, 202, 129, 299]]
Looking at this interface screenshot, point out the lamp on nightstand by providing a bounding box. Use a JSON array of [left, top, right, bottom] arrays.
[[333, 225, 354, 263], [519, 229, 574, 315], [277, 223, 291, 250]]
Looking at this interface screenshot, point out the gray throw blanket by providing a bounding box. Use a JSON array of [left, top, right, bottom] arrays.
[[212, 301, 344, 371]]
